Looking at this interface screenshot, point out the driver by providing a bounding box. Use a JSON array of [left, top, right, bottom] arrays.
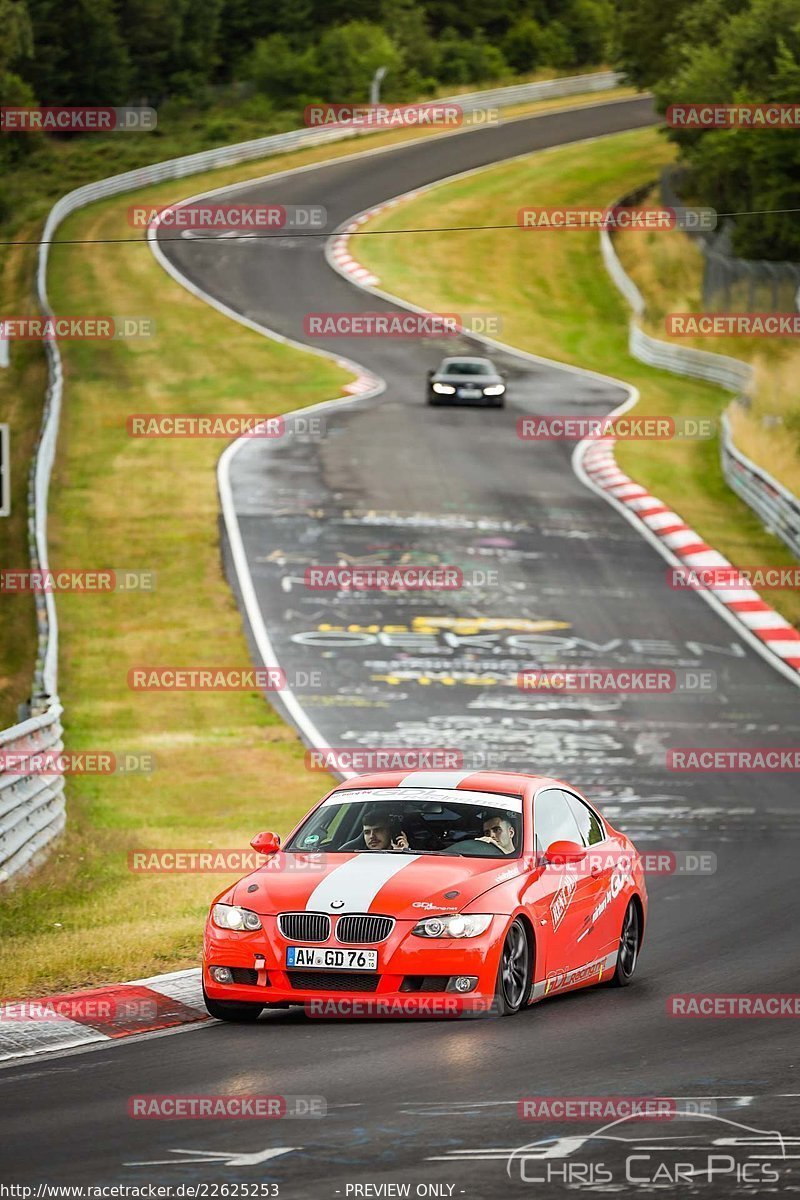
[[477, 813, 516, 855]]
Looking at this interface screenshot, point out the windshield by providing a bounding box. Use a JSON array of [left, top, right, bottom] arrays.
[[441, 360, 493, 376], [286, 787, 523, 858]]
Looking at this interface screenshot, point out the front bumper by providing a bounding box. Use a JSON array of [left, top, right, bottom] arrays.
[[204, 915, 507, 1016], [429, 388, 504, 406]]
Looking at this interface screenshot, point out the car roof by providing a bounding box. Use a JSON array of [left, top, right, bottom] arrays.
[[330, 769, 568, 799], [439, 356, 495, 368]]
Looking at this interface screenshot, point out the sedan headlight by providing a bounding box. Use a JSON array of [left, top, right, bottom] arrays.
[[482, 384, 505, 396], [411, 913, 494, 938], [432, 383, 456, 394], [212, 903, 262, 931]]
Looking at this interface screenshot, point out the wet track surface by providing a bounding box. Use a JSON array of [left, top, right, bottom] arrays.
[[3, 97, 799, 1196]]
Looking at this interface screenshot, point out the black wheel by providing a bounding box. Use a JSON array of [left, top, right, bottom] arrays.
[[495, 919, 529, 1014], [610, 900, 640, 987], [203, 983, 263, 1022], [427, 395, 439, 406]]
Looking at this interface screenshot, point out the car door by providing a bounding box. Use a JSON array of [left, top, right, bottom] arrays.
[[564, 789, 630, 961], [529, 788, 606, 982]]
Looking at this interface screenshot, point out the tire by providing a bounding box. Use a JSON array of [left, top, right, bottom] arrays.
[[427, 395, 439, 406], [609, 900, 640, 987], [494, 918, 530, 1015], [203, 983, 263, 1023]]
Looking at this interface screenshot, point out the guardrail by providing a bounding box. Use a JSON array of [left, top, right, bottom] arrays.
[[0, 707, 65, 885], [0, 69, 624, 884], [720, 411, 800, 558], [600, 196, 800, 561], [601, 220, 753, 391], [628, 323, 753, 393]]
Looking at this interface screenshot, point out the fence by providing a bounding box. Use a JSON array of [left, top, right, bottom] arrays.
[[0, 69, 624, 884], [600, 192, 800, 562], [720, 412, 800, 558], [660, 168, 800, 312]]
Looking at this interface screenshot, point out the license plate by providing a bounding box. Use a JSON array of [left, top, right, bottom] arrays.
[[286, 946, 378, 970], [459, 387, 482, 398]]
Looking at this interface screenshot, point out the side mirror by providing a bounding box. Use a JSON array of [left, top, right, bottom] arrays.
[[250, 830, 281, 856], [427, 368, 434, 378], [543, 839, 585, 866]]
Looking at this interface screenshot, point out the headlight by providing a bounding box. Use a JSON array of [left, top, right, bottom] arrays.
[[411, 913, 494, 938], [483, 384, 505, 395], [211, 903, 262, 931], [432, 383, 456, 394]]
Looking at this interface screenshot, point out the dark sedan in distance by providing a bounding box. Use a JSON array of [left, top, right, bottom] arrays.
[[426, 356, 506, 407]]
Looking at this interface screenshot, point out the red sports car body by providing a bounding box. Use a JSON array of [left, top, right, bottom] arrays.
[[203, 769, 647, 1020]]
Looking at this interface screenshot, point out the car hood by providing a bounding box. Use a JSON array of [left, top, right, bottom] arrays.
[[228, 852, 521, 920]]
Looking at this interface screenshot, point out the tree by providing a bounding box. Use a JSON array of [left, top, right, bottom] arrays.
[[613, 0, 695, 87], [0, 0, 33, 74], [422, 0, 542, 39], [655, 0, 800, 259], [25, 0, 130, 104], [314, 22, 402, 102], [537, 21, 575, 69], [247, 33, 317, 105], [434, 27, 509, 84], [0, 0, 38, 164], [116, 0, 221, 102], [380, 0, 440, 90], [215, 0, 314, 78], [503, 18, 546, 73], [561, 0, 613, 66]]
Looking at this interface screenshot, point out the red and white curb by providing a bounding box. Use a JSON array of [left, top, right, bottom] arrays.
[[329, 213, 381, 286], [0, 968, 206, 1062], [341, 368, 381, 395], [329, 196, 421, 289], [581, 438, 800, 673], [329, 206, 402, 394]]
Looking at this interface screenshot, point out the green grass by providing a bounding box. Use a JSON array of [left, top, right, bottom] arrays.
[[356, 126, 800, 627], [0, 167, 352, 997]]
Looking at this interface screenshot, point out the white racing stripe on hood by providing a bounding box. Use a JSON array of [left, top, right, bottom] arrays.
[[305, 853, 422, 913]]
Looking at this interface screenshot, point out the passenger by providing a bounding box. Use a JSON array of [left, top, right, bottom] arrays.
[[343, 809, 410, 851], [477, 813, 516, 855]]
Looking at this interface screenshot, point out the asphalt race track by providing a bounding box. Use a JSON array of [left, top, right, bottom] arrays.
[[3, 96, 799, 1197]]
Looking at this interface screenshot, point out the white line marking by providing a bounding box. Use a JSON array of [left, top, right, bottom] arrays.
[[125, 1147, 299, 1168]]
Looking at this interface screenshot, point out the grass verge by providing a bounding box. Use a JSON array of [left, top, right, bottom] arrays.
[[0, 159, 350, 997], [355, 126, 800, 626]]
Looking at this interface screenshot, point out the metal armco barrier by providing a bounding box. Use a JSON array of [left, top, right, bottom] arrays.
[[720, 412, 800, 558], [0, 707, 65, 884], [628, 323, 753, 392], [0, 70, 623, 883], [600, 202, 800, 561]]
